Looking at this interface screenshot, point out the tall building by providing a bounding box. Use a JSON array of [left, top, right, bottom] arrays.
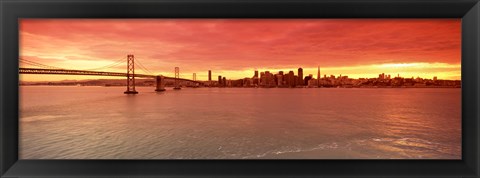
[[208, 70, 212, 81], [222, 77, 227, 87], [317, 66, 320, 87], [379, 73, 385, 80], [260, 72, 265, 86], [276, 74, 283, 86], [298, 68, 304, 86], [277, 71, 284, 86], [293, 76, 298, 86], [218, 75, 222, 86], [287, 71, 294, 87], [264, 71, 275, 87], [253, 70, 259, 86]]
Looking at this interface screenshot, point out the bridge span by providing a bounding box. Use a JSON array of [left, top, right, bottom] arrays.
[[19, 55, 203, 94]]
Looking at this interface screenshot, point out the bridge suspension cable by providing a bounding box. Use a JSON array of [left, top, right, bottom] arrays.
[[19, 58, 64, 69], [134, 58, 154, 75], [82, 56, 126, 71], [20, 56, 129, 71]]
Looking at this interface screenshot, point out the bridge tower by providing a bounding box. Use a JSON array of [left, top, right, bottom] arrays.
[[174, 67, 181, 90], [155, 75, 166, 92], [124, 54, 138, 94]]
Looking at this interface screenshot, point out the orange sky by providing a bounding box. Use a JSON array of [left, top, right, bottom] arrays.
[[19, 19, 461, 81]]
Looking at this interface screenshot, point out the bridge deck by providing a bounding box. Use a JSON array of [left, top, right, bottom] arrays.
[[19, 68, 201, 83]]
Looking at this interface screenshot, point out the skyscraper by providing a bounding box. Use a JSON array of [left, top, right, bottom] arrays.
[[317, 66, 320, 87], [288, 71, 295, 87], [260, 72, 265, 86], [253, 70, 259, 86], [265, 71, 273, 87], [276, 74, 283, 86], [298, 68, 304, 86], [208, 70, 212, 81], [218, 75, 222, 86]]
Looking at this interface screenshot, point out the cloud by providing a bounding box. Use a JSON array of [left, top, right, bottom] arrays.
[[19, 19, 461, 81]]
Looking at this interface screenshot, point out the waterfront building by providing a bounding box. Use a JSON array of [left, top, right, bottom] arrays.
[[253, 70, 259, 86], [218, 76, 222, 86], [265, 71, 270, 86], [293, 76, 299, 87], [230, 79, 243, 87], [286, 71, 294, 87], [208, 70, 212, 81], [260, 72, 266, 86], [267, 71, 273, 87], [273, 73, 278, 86], [298, 68, 304, 86], [304, 75, 313, 85], [243, 78, 253, 87], [276, 74, 283, 86], [317, 66, 320, 87], [379, 73, 385, 80], [290, 72, 296, 87], [308, 78, 319, 87]]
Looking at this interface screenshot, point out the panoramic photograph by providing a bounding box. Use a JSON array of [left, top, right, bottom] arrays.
[[19, 19, 461, 159]]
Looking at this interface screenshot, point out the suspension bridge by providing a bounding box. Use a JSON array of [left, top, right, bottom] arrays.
[[19, 54, 203, 94]]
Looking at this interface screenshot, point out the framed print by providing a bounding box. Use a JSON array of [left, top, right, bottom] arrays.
[[17, 18, 462, 160], [1, 0, 479, 177]]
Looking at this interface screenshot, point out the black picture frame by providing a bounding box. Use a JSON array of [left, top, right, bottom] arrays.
[[1, 0, 479, 177]]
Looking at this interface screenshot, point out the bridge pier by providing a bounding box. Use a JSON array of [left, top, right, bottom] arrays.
[[155, 75, 166, 92], [124, 90, 139, 94]]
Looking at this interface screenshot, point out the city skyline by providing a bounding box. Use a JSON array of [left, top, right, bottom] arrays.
[[22, 66, 461, 88], [20, 19, 461, 81], [19, 66, 459, 83]]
